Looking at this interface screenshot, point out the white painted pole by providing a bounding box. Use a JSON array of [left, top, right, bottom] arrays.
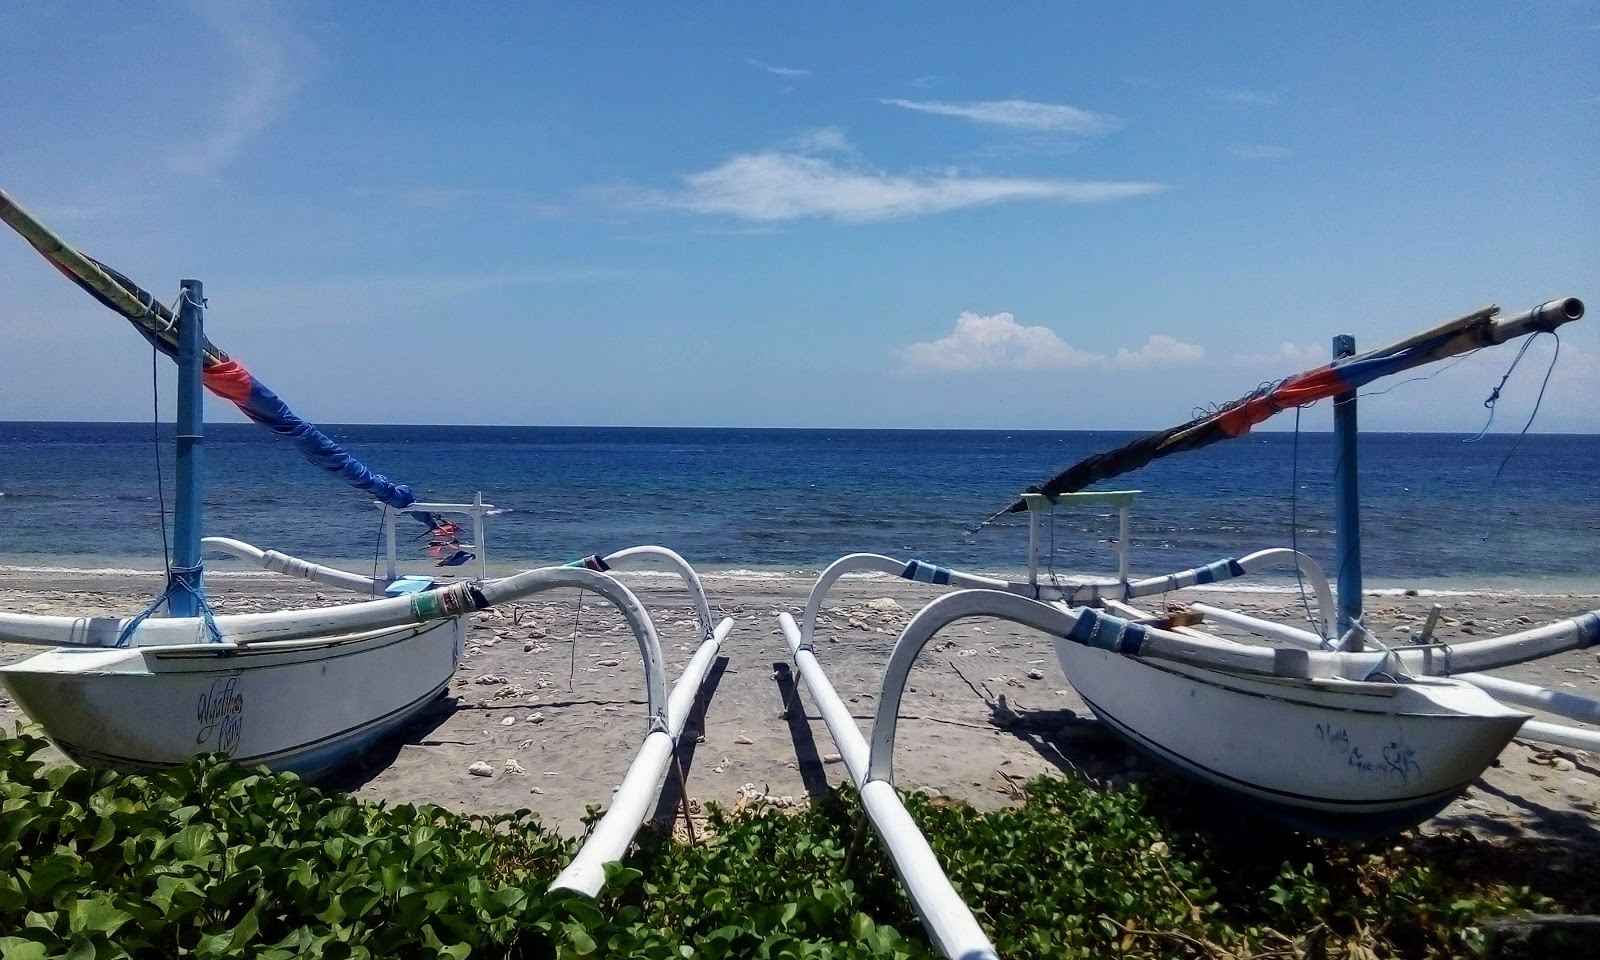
[[1515, 720, 1600, 753], [777, 613, 999, 960], [550, 617, 733, 897], [1117, 505, 1130, 586], [1458, 673, 1600, 727], [202, 537, 382, 594], [1189, 603, 1327, 649]]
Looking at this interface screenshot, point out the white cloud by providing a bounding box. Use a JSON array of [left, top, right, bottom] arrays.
[[746, 58, 810, 79], [1234, 341, 1328, 369], [660, 152, 1163, 223], [1230, 144, 1291, 160], [173, 0, 311, 174], [880, 98, 1120, 135], [1110, 334, 1206, 369], [786, 127, 854, 154], [899, 313, 1098, 372], [1209, 87, 1282, 106], [899, 313, 1203, 374]]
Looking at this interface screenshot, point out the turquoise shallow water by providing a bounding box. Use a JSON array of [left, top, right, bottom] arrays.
[[0, 423, 1595, 588]]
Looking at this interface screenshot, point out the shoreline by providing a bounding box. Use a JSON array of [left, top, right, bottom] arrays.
[[4, 570, 1600, 842], [2, 557, 1597, 600]]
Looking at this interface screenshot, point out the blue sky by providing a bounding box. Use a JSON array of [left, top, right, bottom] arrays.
[[1, 1, 1596, 431]]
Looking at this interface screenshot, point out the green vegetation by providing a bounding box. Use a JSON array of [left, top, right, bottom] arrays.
[[0, 728, 1590, 959]]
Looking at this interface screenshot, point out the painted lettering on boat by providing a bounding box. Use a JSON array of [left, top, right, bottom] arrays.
[[196, 676, 245, 756], [1315, 723, 1420, 782]]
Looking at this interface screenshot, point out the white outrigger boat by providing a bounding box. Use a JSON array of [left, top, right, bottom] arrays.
[[0, 191, 733, 896], [779, 296, 1590, 960]]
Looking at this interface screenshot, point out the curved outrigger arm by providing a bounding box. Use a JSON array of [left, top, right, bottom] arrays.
[[571, 545, 720, 640], [0, 566, 673, 732], [796, 548, 1335, 647], [201, 536, 724, 643], [863, 589, 1402, 786]]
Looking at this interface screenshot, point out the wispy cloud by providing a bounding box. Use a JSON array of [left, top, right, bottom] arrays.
[[1230, 144, 1291, 160], [1209, 87, 1283, 106], [880, 98, 1120, 135], [905, 75, 942, 89], [785, 127, 854, 155], [745, 58, 810, 79], [173, 0, 311, 174], [899, 313, 1202, 373], [643, 152, 1162, 223]]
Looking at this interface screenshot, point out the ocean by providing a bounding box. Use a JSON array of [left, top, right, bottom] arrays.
[[0, 422, 1595, 591]]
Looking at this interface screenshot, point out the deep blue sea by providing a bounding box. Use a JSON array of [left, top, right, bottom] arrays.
[[0, 423, 1595, 590]]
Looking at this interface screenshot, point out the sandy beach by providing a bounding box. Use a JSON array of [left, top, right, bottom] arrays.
[[4, 569, 1600, 846]]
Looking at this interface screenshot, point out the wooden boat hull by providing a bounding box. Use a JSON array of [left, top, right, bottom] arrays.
[[0, 617, 465, 781], [1055, 640, 1529, 836]]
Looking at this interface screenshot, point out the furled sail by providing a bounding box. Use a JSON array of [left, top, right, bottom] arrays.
[[993, 298, 1583, 519], [0, 188, 418, 510]]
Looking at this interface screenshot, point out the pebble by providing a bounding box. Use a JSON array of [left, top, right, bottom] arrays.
[[468, 761, 494, 777], [822, 753, 843, 764], [596, 659, 620, 668], [500, 716, 516, 726], [474, 675, 509, 685], [734, 734, 754, 745], [865, 598, 904, 613], [1027, 669, 1045, 680], [504, 759, 526, 775], [527, 713, 545, 724]]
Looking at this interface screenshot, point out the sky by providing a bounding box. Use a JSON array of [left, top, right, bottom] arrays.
[[1, 1, 1596, 432]]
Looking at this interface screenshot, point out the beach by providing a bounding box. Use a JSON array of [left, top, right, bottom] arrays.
[[4, 568, 1599, 844]]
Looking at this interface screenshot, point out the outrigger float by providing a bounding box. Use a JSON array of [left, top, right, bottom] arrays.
[[781, 296, 1589, 960], [0, 189, 728, 898]]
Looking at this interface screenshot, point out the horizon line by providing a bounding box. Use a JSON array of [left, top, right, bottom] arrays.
[[3, 418, 1595, 437]]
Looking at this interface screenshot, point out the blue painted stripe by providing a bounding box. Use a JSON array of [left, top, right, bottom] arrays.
[[1575, 611, 1600, 648], [900, 559, 951, 584], [1065, 609, 1146, 656], [1194, 564, 1214, 585]]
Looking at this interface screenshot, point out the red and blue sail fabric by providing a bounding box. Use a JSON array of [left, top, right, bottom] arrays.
[[1000, 330, 1471, 515], [53, 250, 419, 511]]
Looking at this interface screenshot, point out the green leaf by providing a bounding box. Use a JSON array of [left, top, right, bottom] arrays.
[[67, 897, 132, 938], [0, 938, 50, 960]]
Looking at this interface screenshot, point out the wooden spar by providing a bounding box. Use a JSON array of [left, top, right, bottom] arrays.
[[0, 188, 224, 364], [995, 296, 1585, 518], [1358, 304, 1499, 361]]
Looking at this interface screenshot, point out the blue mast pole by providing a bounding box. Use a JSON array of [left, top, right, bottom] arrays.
[[1332, 333, 1362, 649], [168, 278, 206, 620]]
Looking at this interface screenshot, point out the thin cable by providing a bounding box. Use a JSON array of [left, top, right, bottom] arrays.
[[1490, 333, 1559, 482], [1465, 334, 1542, 442], [151, 345, 170, 574], [1356, 347, 1482, 399], [371, 508, 386, 597], [1288, 408, 1325, 642], [568, 591, 585, 692]]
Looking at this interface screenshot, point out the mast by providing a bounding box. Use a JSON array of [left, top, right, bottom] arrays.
[[168, 279, 207, 618], [1331, 334, 1362, 648]]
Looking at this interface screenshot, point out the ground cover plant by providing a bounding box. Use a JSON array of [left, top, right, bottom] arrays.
[[0, 727, 1591, 959]]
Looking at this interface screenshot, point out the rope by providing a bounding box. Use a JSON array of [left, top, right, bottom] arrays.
[[1288, 408, 1327, 643], [151, 345, 170, 575], [115, 567, 223, 646], [1465, 333, 1544, 442]]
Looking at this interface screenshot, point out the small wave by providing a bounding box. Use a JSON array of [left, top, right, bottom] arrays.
[[483, 507, 513, 516], [0, 563, 284, 577]]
